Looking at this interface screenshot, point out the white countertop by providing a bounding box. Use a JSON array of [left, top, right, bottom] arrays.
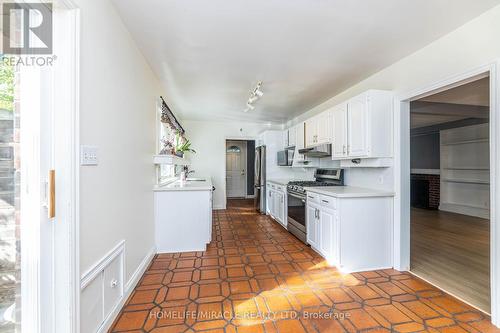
[[267, 178, 302, 186], [154, 177, 213, 192], [304, 186, 395, 198]]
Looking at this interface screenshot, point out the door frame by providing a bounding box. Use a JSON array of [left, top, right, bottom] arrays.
[[393, 60, 499, 325], [24, 1, 80, 332], [225, 140, 247, 199], [223, 136, 258, 209]]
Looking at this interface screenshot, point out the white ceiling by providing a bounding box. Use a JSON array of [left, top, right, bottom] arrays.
[[420, 77, 490, 106], [411, 77, 490, 129], [112, 0, 500, 124]]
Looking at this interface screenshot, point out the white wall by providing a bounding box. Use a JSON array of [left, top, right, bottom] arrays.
[[183, 120, 280, 209], [76, 0, 161, 288]]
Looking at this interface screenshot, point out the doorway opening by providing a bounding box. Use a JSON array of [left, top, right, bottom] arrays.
[[225, 140, 255, 207], [410, 76, 491, 313]]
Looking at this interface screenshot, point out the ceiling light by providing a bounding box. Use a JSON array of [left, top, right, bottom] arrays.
[[243, 81, 263, 112], [248, 95, 259, 103]]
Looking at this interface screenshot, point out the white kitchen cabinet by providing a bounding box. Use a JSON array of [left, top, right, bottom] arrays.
[[154, 178, 214, 252], [331, 90, 393, 160], [288, 126, 297, 148], [292, 122, 306, 165], [306, 203, 319, 248], [317, 110, 333, 144], [332, 103, 348, 158], [283, 130, 289, 148], [305, 111, 332, 148], [305, 189, 393, 273], [318, 208, 338, 263], [305, 116, 318, 147], [267, 181, 287, 228]]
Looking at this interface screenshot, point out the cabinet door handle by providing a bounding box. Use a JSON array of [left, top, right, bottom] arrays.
[[343, 145, 346, 155], [347, 145, 350, 155], [308, 195, 314, 199], [322, 199, 329, 204]]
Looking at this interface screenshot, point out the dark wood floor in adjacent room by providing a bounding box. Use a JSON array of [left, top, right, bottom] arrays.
[[411, 208, 490, 314], [109, 201, 497, 332]]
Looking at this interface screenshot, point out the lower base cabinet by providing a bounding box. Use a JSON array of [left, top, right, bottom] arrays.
[[306, 192, 392, 273], [267, 182, 287, 228]]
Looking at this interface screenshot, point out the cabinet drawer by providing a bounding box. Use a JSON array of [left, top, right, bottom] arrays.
[[319, 195, 336, 210], [306, 192, 320, 204], [275, 184, 284, 192]]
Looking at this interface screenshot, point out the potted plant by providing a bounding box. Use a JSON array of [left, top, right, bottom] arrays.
[[174, 131, 196, 158]]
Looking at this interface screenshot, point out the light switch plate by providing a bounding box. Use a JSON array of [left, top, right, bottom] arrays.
[[81, 145, 99, 166]]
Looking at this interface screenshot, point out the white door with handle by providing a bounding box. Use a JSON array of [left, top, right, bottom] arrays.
[[226, 141, 247, 198]]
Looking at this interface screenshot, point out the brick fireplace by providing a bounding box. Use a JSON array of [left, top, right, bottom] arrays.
[[411, 173, 440, 209]]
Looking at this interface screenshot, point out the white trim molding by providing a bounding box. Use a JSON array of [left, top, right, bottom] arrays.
[[79, 241, 156, 333], [80, 241, 125, 290], [99, 247, 155, 333], [393, 60, 499, 327]]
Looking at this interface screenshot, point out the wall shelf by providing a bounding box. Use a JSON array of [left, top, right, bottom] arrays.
[[153, 154, 190, 166], [441, 178, 490, 185], [441, 138, 489, 146]]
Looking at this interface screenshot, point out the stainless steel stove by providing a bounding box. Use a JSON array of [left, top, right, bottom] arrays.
[[286, 169, 344, 243]]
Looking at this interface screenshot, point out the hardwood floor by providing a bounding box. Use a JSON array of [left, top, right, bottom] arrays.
[[411, 208, 491, 313], [109, 205, 497, 332]]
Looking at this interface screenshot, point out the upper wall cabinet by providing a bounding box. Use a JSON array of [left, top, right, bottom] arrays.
[[305, 110, 333, 147], [332, 90, 393, 160]]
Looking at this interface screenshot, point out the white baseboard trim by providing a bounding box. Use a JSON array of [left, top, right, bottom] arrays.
[[98, 246, 155, 333], [213, 204, 225, 210], [125, 247, 156, 292], [439, 203, 490, 219]]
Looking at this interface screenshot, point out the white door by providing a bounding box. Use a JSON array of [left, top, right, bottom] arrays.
[[347, 96, 368, 157], [226, 141, 247, 198], [317, 111, 332, 144], [332, 104, 348, 158], [0, 7, 78, 333]]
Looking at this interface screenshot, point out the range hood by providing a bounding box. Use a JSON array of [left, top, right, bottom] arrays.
[[298, 144, 332, 158]]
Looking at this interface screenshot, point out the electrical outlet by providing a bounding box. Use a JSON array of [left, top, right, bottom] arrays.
[[80, 145, 99, 166], [378, 176, 384, 185]]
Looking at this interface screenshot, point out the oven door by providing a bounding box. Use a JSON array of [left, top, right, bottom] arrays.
[[287, 191, 307, 242]]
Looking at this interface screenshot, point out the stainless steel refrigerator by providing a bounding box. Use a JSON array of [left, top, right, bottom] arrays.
[[254, 145, 266, 213]]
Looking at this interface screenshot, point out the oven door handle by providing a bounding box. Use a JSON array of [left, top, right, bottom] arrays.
[[288, 192, 306, 202]]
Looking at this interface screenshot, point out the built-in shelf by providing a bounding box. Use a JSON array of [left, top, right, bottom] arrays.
[[153, 154, 190, 165], [442, 167, 490, 171], [441, 178, 490, 185], [441, 138, 488, 146]]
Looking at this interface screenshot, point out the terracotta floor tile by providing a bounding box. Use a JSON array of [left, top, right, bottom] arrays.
[[129, 290, 158, 304], [200, 269, 219, 280], [230, 281, 252, 294], [113, 311, 149, 331], [199, 283, 222, 297], [165, 286, 190, 301], [109, 200, 498, 333]]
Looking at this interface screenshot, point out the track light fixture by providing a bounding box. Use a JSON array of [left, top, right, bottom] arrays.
[[244, 81, 263, 112]]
